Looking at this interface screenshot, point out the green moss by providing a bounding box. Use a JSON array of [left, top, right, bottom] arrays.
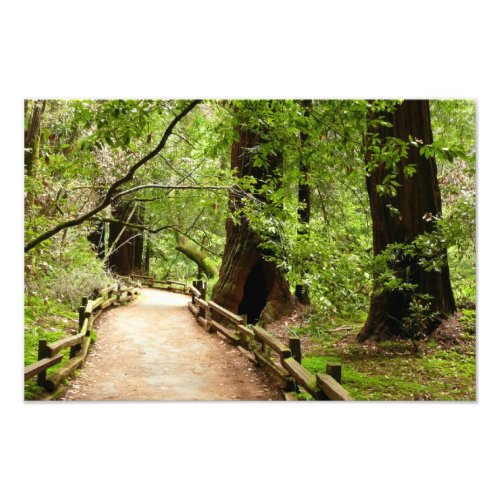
[[301, 345, 475, 401]]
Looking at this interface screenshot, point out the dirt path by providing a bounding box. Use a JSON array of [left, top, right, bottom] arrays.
[[60, 289, 282, 401]]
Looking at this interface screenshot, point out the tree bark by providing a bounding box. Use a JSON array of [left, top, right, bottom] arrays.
[[24, 100, 46, 176], [107, 203, 136, 275], [357, 100, 456, 342], [211, 116, 295, 325]]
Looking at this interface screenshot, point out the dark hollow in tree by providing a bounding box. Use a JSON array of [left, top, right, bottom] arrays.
[[211, 119, 295, 325], [357, 99, 456, 342]]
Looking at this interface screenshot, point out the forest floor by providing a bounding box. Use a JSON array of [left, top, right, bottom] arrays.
[[267, 307, 476, 401], [58, 289, 281, 401]]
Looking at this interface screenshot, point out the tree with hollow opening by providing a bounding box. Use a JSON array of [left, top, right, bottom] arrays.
[[211, 104, 295, 324]]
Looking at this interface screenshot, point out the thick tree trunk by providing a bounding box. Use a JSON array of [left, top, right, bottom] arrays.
[[107, 202, 147, 275], [211, 120, 295, 325], [295, 99, 312, 305], [358, 100, 455, 342]]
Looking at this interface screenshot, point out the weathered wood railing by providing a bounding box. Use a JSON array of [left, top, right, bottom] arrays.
[[24, 284, 140, 395], [187, 284, 352, 401], [130, 274, 189, 294]]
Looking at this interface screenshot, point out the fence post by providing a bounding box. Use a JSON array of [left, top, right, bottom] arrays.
[[289, 337, 302, 364], [71, 297, 88, 357], [326, 363, 342, 384], [71, 319, 82, 359], [116, 284, 121, 303], [200, 282, 208, 319], [84, 299, 92, 336], [240, 314, 248, 349], [36, 339, 49, 386], [78, 302, 85, 330], [191, 281, 196, 304]]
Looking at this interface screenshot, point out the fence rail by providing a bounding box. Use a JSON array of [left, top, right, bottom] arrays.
[[130, 274, 189, 294], [24, 284, 140, 395], [187, 283, 352, 401]]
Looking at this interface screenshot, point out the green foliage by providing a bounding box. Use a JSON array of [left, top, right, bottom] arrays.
[[25, 98, 475, 355], [25, 234, 112, 307]]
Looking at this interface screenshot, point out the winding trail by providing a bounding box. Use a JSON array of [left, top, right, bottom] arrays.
[[60, 288, 281, 401]]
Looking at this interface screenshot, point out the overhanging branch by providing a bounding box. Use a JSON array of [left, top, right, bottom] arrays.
[[96, 217, 219, 257], [24, 99, 201, 253], [111, 184, 232, 202]]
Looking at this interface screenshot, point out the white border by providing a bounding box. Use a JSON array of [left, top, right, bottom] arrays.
[[2, 2, 498, 499]]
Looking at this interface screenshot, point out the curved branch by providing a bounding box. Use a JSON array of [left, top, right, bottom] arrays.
[[110, 184, 231, 201], [24, 100, 201, 253], [96, 217, 219, 257], [174, 233, 219, 278]]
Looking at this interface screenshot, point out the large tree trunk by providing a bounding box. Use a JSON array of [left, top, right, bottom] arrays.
[[211, 121, 295, 325], [107, 202, 146, 275], [357, 100, 455, 342]]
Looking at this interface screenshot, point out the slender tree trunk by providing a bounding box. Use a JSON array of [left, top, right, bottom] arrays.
[[24, 100, 46, 176], [88, 221, 106, 259], [133, 203, 145, 271], [295, 99, 312, 305], [145, 238, 151, 274], [212, 118, 295, 325], [357, 100, 456, 342]]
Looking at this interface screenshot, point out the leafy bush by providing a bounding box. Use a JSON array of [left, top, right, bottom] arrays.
[[25, 235, 112, 309]]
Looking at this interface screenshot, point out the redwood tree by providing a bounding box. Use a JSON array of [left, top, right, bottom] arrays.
[[357, 100, 455, 342], [211, 110, 295, 325], [107, 202, 145, 275]]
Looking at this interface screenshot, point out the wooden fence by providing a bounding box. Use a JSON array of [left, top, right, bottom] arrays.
[[188, 283, 352, 401], [24, 284, 140, 395], [130, 274, 189, 294]]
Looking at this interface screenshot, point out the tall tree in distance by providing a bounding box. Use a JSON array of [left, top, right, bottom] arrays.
[[357, 100, 456, 342], [294, 99, 313, 305], [24, 100, 46, 176]]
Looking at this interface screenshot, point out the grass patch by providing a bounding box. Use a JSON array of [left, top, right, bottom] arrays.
[[286, 309, 476, 401], [302, 349, 475, 401], [24, 294, 79, 400]]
